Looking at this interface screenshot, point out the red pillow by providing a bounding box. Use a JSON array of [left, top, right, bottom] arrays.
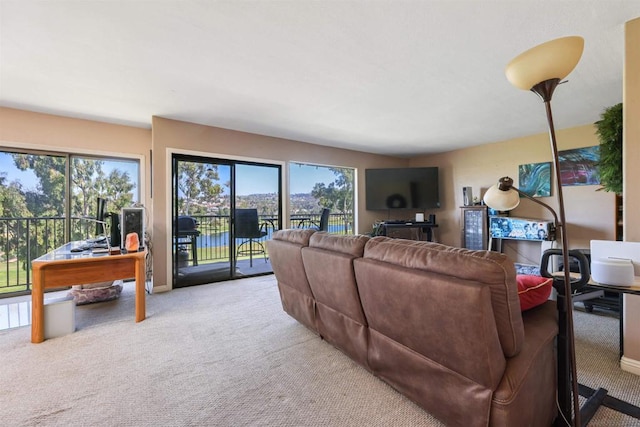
[[517, 275, 553, 311]]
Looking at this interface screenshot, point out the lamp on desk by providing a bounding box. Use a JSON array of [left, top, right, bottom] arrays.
[[484, 35, 584, 427]]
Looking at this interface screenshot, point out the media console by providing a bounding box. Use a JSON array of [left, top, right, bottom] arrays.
[[376, 221, 438, 242]]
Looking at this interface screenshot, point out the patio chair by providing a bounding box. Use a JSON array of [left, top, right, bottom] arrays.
[[235, 208, 268, 267], [310, 208, 330, 232]]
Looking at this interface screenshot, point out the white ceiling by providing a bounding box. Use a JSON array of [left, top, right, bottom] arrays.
[[1, 1, 639, 157]]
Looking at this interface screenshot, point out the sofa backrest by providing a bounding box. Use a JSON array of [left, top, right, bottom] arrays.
[[302, 232, 370, 324], [302, 232, 371, 367], [267, 229, 317, 331], [357, 236, 524, 357]]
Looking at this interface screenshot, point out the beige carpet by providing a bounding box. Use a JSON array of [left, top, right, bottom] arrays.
[[1, 276, 639, 426]]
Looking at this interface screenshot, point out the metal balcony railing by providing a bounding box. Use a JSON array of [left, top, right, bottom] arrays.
[[0, 212, 353, 297]]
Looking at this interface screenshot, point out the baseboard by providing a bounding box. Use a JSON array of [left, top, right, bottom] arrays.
[[150, 282, 171, 293], [620, 356, 640, 376]]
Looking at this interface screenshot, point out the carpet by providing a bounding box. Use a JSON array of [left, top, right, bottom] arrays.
[[1, 275, 639, 426]]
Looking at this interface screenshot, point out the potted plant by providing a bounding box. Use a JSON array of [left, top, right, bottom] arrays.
[[595, 103, 623, 194]]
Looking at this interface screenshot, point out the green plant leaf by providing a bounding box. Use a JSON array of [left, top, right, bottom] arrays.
[[595, 103, 623, 194]]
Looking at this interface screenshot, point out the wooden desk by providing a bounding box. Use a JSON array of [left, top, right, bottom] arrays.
[[31, 242, 147, 343]]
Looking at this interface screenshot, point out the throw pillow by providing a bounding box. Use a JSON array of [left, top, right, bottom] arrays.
[[517, 275, 553, 311]]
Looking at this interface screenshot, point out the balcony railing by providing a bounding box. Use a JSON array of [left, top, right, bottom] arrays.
[[0, 212, 353, 297]]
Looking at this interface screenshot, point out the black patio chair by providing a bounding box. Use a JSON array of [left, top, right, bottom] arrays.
[[311, 208, 330, 232], [235, 209, 268, 267]]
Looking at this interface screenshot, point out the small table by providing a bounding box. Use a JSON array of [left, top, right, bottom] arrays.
[[260, 217, 279, 232], [290, 216, 311, 228], [576, 276, 640, 423], [584, 277, 640, 358], [31, 242, 147, 343], [177, 230, 200, 266]]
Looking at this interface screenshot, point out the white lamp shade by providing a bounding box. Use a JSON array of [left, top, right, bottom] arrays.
[[506, 36, 584, 90], [483, 184, 520, 211]]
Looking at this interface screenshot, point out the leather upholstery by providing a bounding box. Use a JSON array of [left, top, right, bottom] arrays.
[[302, 232, 370, 367], [267, 228, 317, 332], [268, 230, 558, 427]]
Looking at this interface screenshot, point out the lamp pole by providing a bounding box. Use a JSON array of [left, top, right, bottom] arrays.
[[531, 79, 580, 427]]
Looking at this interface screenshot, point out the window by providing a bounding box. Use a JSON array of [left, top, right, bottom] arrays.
[[0, 149, 140, 295], [289, 163, 355, 234]]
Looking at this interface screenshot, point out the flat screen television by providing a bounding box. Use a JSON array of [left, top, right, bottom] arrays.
[[365, 167, 440, 210]]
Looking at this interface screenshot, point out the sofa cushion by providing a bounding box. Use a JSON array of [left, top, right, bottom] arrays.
[[309, 231, 369, 256], [516, 275, 553, 311], [363, 236, 524, 357], [272, 228, 316, 245]]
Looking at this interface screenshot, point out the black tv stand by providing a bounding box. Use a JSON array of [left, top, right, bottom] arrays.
[[379, 221, 438, 242]]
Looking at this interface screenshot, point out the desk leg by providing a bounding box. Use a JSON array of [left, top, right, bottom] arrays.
[[135, 256, 146, 322], [620, 294, 624, 359], [31, 267, 45, 343]]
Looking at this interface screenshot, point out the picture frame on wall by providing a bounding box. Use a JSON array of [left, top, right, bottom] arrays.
[[558, 146, 600, 186], [519, 162, 551, 197]]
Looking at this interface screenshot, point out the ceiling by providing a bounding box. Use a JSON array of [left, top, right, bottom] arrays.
[[1, 1, 639, 157]]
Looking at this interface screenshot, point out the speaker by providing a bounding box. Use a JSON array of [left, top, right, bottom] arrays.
[[108, 212, 121, 248], [463, 187, 473, 206], [121, 207, 145, 249], [428, 214, 436, 224]]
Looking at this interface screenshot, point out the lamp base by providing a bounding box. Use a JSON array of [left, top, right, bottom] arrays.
[[556, 291, 640, 425], [579, 384, 640, 423]]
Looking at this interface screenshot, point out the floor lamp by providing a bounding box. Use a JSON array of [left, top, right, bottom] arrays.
[[487, 35, 584, 427]]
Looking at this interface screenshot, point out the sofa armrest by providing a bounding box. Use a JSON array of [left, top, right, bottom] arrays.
[[490, 300, 558, 426]]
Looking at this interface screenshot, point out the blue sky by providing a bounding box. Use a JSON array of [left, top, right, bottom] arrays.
[[1, 151, 342, 197], [0, 153, 39, 190], [217, 163, 340, 196], [0, 152, 139, 198]]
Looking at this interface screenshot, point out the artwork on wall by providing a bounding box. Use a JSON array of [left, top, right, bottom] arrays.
[[519, 162, 551, 197], [558, 146, 600, 186]]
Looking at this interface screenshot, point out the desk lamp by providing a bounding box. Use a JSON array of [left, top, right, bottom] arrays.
[[486, 35, 584, 427]]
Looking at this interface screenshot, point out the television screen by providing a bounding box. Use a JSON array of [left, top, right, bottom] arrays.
[[365, 167, 440, 210]]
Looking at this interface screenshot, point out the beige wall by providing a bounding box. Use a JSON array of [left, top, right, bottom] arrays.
[[150, 116, 407, 291], [411, 124, 616, 265], [0, 107, 621, 290], [622, 17, 640, 367], [0, 107, 152, 207]]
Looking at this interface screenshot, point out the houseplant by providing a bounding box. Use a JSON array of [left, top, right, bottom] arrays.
[[595, 103, 623, 194]]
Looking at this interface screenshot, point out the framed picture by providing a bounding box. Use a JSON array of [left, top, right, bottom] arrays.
[[558, 146, 600, 186], [519, 162, 551, 197]]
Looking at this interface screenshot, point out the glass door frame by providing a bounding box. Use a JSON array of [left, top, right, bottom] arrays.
[[171, 153, 282, 288]]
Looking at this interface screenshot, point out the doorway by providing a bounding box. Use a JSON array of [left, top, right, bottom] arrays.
[[171, 154, 281, 288]]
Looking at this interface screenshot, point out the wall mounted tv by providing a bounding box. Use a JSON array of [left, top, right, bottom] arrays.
[[365, 167, 440, 210]]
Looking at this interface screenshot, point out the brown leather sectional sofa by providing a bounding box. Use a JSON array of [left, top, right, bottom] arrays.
[[267, 230, 558, 427]]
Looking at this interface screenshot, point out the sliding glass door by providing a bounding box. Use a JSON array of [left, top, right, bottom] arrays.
[[171, 154, 281, 288]]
